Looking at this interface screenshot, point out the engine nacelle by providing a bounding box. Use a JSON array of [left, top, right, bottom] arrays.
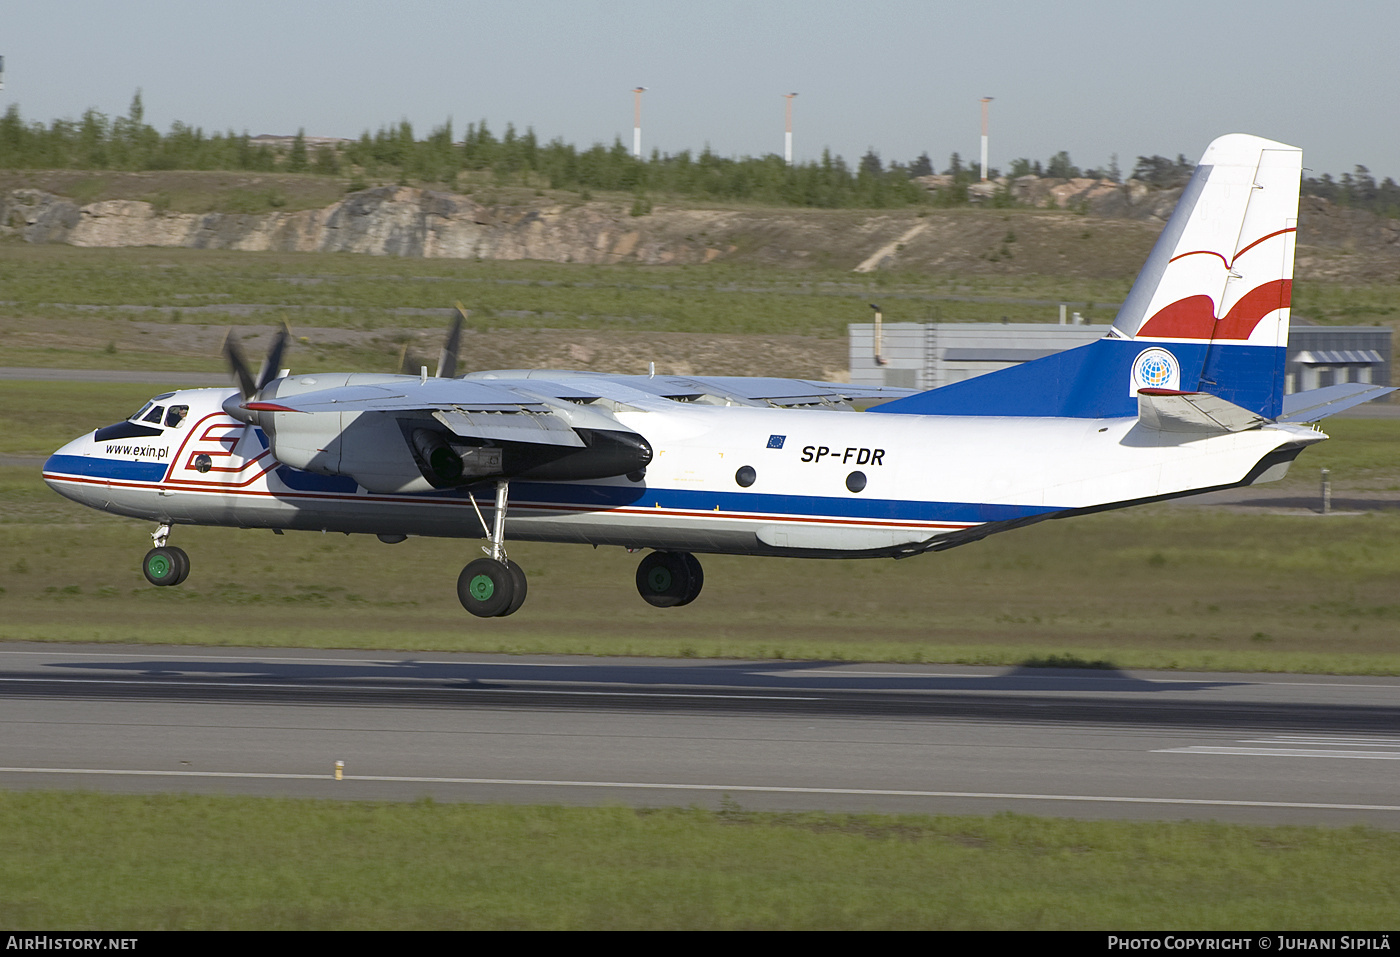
[[251, 374, 652, 493]]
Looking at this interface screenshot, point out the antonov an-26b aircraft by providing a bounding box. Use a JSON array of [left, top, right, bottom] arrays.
[[43, 135, 1391, 617]]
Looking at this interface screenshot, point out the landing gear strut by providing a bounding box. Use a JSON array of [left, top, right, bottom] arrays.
[[636, 551, 703, 607], [458, 481, 527, 618], [142, 523, 190, 586]]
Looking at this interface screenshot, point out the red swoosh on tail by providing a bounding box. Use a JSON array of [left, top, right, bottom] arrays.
[[1138, 279, 1291, 340]]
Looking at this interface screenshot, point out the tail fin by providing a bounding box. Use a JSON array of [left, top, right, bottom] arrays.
[[872, 134, 1301, 420]]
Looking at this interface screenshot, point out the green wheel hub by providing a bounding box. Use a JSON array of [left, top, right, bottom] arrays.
[[457, 558, 519, 618], [147, 554, 171, 578]]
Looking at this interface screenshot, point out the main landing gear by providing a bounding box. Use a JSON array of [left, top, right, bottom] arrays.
[[452, 481, 706, 617], [142, 523, 190, 586], [635, 550, 704, 607], [458, 481, 528, 618]]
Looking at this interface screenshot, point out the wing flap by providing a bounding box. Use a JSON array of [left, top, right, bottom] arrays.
[[432, 409, 585, 447]]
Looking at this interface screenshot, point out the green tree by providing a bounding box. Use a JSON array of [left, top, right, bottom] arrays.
[[1046, 151, 1080, 179], [286, 128, 309, 172]]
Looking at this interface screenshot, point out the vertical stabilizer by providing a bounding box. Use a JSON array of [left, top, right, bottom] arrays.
[[872, 134, 1301, 420], [1112, 135, 1300, 347]]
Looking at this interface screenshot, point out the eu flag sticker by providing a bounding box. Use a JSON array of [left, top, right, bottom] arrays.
[[767, 435, 786, 449]]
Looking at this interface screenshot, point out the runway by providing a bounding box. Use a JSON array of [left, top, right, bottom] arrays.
[[2, 642, 1398, 827]]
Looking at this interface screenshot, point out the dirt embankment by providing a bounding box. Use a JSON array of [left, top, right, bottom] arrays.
[[1, 171, 1396, 282]]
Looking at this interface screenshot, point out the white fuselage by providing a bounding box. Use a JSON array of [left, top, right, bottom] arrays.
[[44, 386, 1315, 559]]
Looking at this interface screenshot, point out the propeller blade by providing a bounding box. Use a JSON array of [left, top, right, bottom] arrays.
[[396, 341, 423, 377], [222, 331, 257, 399], [438, 304, 466, 378], [255, 322, 291, 393]]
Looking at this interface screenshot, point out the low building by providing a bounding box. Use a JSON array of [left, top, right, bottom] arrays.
[[849, 321, 1392, 398], [1287, 326, 1392, 393]]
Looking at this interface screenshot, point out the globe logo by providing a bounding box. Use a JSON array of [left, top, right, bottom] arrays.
[[1131, 348, 1179, 394], [1140, 353, 1173, 387]]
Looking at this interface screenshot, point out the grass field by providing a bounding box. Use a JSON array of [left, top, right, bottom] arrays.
[[0, 242, 1136, 353], [2, 244, 1396, 372], [2, 792, 1396, 930], [4, 247, 1399, 930], [5, 377, 1400, 672]]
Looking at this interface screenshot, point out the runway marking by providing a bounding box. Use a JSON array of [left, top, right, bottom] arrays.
[[0, 676, 819, 702], [2, 766, 1398, 813], [1159, 734, 1400, 760], [1158, 747, 1400, 760], [1242, 735, 1400, 747]]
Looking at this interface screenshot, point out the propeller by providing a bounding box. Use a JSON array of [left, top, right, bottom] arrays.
[[222, 322, 291, 422], [394, 306, 465, 378], [396, 340, 427, 377], [438, 303, 466, 378], [222, 332, 257, 400], [255, 322, 290, 393]]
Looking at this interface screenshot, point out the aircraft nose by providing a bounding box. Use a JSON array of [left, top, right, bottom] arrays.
[[43, 434, 96, 494]]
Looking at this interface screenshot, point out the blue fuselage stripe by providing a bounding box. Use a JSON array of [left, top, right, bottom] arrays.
[[44, 454, 167, 482], [44, 456, 1057, 525]]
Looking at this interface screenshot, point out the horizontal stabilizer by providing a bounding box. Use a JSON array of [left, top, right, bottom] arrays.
[[1277, 383, 1397, 423], [1137, 389, 1269, 434]]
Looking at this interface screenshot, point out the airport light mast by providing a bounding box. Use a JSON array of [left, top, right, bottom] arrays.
[[980, 96, 993, 181], [783, 92, 798, 164], [632, 87, 646, 158]]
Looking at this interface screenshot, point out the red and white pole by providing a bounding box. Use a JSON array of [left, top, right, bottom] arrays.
[[980, 96, 993, 181], [783, 92, 798, 164]]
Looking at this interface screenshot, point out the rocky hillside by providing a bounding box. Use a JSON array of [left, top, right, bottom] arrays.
[[2, 177, 1397, 282]]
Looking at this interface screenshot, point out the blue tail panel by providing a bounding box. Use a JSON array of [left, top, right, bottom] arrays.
[[868, 338, 1287, 419]]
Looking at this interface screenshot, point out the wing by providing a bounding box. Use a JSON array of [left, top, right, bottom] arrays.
[[463, 370, 918, 409], [250, 376, 589, 447], [245, 370, 914, 494]]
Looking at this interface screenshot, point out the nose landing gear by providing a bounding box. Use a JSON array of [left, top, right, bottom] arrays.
[[142, 524, 190, 586]]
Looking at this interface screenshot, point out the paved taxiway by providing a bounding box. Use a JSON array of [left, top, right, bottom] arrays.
[[2, 642, 1397, 826]]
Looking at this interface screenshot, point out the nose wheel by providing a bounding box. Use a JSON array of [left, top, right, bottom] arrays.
[[142, 525, 190, 586], [636, 551, 703, 607], [142, 546, 190, 586]]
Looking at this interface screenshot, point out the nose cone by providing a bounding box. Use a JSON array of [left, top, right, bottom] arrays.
[[43, 434, 98, 500]]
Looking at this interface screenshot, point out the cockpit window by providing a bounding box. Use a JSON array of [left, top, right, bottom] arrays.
[[164, 405, 188, 428], [142, 405, 166, 425], [130, 402, 154, 422]]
